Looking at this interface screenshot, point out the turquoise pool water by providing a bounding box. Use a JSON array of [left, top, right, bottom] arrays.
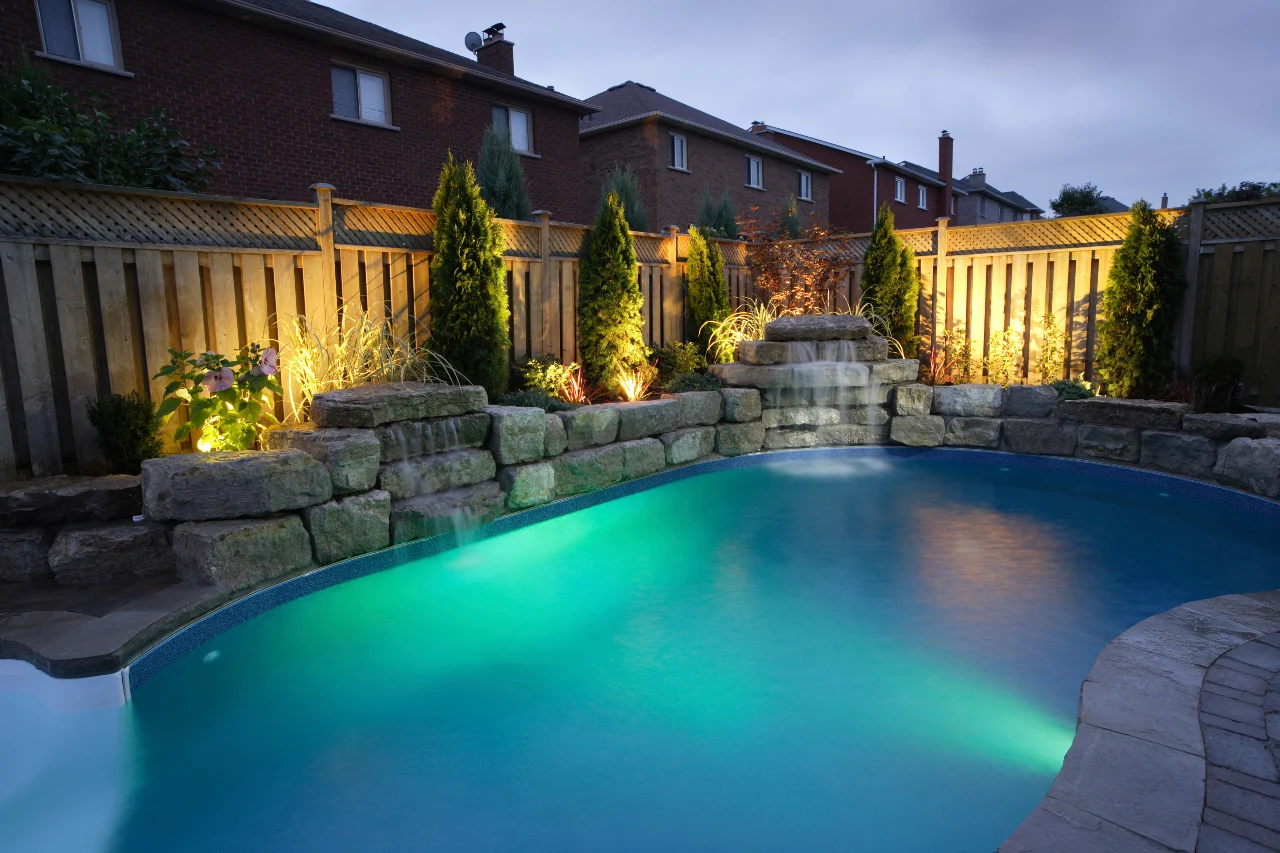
[[3, 453, 1278, 852]]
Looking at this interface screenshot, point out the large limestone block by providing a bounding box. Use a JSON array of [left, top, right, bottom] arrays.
[[1181, 413, 1268, 441], [944, 417, 1002, 448], [763, 406, 840, 429], [544, 414, 568, 457], [553, 444, 625, 496], [766, 386, 891, 408], [620, 438, 666, 479], [378, 448, 497, 500], [1003, 385, 1058, 418], [736, 340, 787, 365], [1003, 419, 1077, 456], [173, 515, 313, 590], [1213, 437, 1280, 498], [932, 384, 1004, 417], [557, 405, 620, 450], [765, 428, 818, 449], [721, 388, 761, 422], [841, 406, 890, 426], [764, 314, 871, 341], [302, 490, 390, 566], [606, 399, 681, 441], [0, 527, 52, 582], [142, 451, 332, 522], [48, 520, 174, 587], [1054, 398, 1190, 430], [485, 406, 546, 464], [816, 424, 890, 445], [371, 412, 490, 462], [709, 362, 869, 389], [889, 415, 944, 447], [715, 422, 765, 456], [263, 423, 380, 494], [311, 382, 488, 427], [870, 359, 920, 385], [660, 427, 716, 464], [1078, 425, 1141, 462], [894, 384, 933, 416], [778, 338, 887, 363], [670, 391, 722, 427], [499, 462, 556, 510], [1139, 431, 1217, 479], [389, 481, 505, 544], [0, 474, 140, 526]]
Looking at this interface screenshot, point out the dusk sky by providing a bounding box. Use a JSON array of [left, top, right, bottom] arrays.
[[325, 0, 1278, 212]]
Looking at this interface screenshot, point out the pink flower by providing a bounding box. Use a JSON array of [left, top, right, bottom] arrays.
[[252, 347, 279, 376], [202, 366, 234, 393]]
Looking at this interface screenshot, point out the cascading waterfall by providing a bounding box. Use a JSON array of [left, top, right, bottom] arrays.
[[783, 340, 877, 431]]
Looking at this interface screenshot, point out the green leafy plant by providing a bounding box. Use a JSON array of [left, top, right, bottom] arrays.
[[1050, 183, 1111, 217], [522, 354, 580, 397], [779, 194, 802, 239], [1052, 377, 1096, 400], [578, 190, 646, 392], [666, 371, 723, 393], [1190, 182, 1279, 204], [86, 391, 163, 474], [649, 341, 706, 386], [1094, 200, 1185, 398], [476, 126, 530, 220], [597, 164, 648, 232], [0, 64, 219, 192], [155, 345, 282, 451], [498, 389, 579, 412], [696, 189, 738, 239], [1035, 308, 1064, 384], [985, 328, 1021, 386], [429, 153, 510, 398], [861, 204, 920, 356], [685, 226, 730, 358]]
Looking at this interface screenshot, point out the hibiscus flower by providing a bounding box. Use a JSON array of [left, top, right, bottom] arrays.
[[252, 347, 279, 376], [202, 366, 235, 393]]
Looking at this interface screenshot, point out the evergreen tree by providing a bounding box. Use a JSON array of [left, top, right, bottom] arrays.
[[598, 164, 648, 232], [1050, 182, 1110, 217], [578, 191, 645, 390], [686, 226, 730, 358], [429, 154, 510, 397], [1094, 201, 1185, 398], [476, 127, 530, 220], [779, 194, 802, 239], [696, 189, 738, 239], [861, 204, 920, 352]]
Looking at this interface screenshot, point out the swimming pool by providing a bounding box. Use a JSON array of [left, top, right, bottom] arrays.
[[3, 450, 1278, 852]]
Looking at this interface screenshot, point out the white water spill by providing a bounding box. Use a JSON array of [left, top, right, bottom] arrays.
[[767, 457, 894, 479], [779, 338, 883, 434]]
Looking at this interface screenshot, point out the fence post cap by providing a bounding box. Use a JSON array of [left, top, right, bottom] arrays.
[[531, 209, 551, 217], [310, 183, 336, 191]]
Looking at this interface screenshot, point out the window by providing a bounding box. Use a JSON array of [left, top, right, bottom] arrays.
[[798, 170, 812, 201], [332, 66, 390, 125], [978, 196, 987, 218], [670, 134, 688, 171], [36, 0, 121, 68], [918, 186, 928, 209], [745, 156, 763, 189], [951, 196, 956, 215], [493, 106, 532, 153], [894, 176, 906, 203]]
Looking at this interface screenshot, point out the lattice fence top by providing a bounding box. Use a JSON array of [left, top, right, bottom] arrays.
[[946, 212, 1153, 255], [716, 239, 747, 267], [500, 221, 542, 259], [1202, 200, 1280, 243], [633, 234, 666, 265], [549, 224, 587, 258], [898, 229, 937, 255], [334, 202, 434, 251], [0, 177, 318, 250]]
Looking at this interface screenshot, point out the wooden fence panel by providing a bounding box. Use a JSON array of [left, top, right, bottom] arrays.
[[365, 250, 386, 328], [411, 252, 430, 344], [50, 243, 104, 469], [1254, 243, 1278, 404], [1068, 250, 1093, 379], [1008, 254, 1029, 379], [135, 248, 179, 453], [388, 251, 410, 339], [94, 246, 139, 395], [241, 253, 269, 345], [173, 250, 205, 355], [1, 242, 61, 476]]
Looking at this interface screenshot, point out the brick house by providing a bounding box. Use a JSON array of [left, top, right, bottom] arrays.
[[578, 82, 838, 233], [902, 164, 1045, 225], [1, 0, 597, 218]]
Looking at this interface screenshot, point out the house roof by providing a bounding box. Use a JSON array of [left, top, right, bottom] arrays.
[[579, 83, 840, 173], [1098, 195, 1129, 213], [752, 125, 946, 187], [195, 0, 598, 113], [901, 162, 1043, 213]]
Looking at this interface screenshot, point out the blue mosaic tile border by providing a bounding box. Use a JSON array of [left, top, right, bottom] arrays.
[[126, 447, 1280, 693]]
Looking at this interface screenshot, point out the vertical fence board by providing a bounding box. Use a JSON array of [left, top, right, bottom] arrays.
[[302, 253, 335, 340], [240, 253, 269, 345], [339, 248, 361, 320], [969, 258, 988, 380], [1232, 242, 1262, 370], [208, 252, 238, 357], [1026, 254, 1049, 382], [917, 259, 934, 356], [0, 369, 13, 481], [509, 261, 527, 362], [49, 244, 104, 470], [1, 242, 61, 475], [559, 261, 575, 363], [1008, 254, 1028, 378], [1049, 250, 1071, 381], [172, 250, 206, 356], [365, 250, 386, 328], [269, 254, 302, 420], [1204, 244, 1235, 356], [388, 252, 410, 339], [1069, 250, 1093, 379], [1255, 246, 1278, 404], [527, 260, 545, 358], [951, 258, 970, 334], [135, 248, 180, 453], [93, 246, 139, 395], [411, 253, 430, 344]]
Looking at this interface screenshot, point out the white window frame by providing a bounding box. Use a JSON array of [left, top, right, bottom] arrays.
[[670, 133, 688, 172], [745, 156, 764, 190], [894, 176, 906, 203], [798, 170, 812, 201], [330, 64, 397, 130], [493, 105, 535, 155], [33, 0, 128, 74], [918, 186, 928, 210]]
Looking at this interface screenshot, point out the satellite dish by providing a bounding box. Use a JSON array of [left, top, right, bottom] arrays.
[[464, 31, 483, 52]]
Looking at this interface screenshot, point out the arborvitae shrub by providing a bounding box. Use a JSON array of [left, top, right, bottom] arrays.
[[428, 154, 510, 398], [1094, 201, 1185, 398], [86, 391, 163, 474], [685, 227, 730, 357], [597, 165, 648, 233], [649, 341, 706, 386], [476, 127, 530, 220], [577, 191, 645, 391], [861, 204, 920, 354]]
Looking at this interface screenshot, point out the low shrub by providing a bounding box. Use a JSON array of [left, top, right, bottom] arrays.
[[499, 390, 578, 412], [665, 372, 723, 393], [1192, 354, 1244, 413], [86, 391, 163, 474], [649, 341, 706, 386], [1052, 377, 1095, 399], [156, 344, 282, 451], [615, 362, 659, 402], [522, 354, 576, 394]]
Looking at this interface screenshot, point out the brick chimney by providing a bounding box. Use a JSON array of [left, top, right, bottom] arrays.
[[937, 130, 954, 220], [476, 24, 514, 75], [968, 167, 987, 190], [749, 121, 767, 134]]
